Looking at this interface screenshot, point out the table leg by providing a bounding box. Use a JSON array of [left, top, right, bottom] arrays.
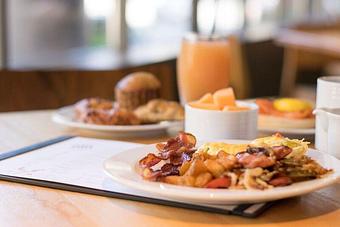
[[280, 48, 298, 97]]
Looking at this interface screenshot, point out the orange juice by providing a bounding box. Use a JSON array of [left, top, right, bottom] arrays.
[[177, 34, 230, 103]]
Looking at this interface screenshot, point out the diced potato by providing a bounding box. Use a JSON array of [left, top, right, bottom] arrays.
[[164, 175, 182, 185], [204, 159, 225, 178], [179, 161, 191, 176], [216, 151, 238, 170], [185, 159, 208, 177], [194, 172, 213, 187], [164, 176, 195, 187], [182, 176, 196, 187]]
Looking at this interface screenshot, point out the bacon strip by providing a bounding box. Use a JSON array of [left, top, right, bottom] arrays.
[[139, 153, 161, 168], [139, 132, 197, 180]]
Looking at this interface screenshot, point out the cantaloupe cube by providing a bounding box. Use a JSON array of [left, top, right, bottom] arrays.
[[222, 106, 250, 111], [189, 101, 221, 110], [213, 88, 236, 108], [198, 93, 213, 104]]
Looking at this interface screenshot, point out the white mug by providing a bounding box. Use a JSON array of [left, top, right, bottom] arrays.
[[185, 101, 258, 141], [315, 76, 340, 151], [313, 108, 340, 159]]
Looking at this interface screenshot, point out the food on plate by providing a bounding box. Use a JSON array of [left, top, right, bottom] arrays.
[[74, 97, 184, 126], [134, 99, 184, 123], [250, 133, 309, 158], [69, 72, 184, 126], [138, 132, 331, 190], [189, 87, 250, 111], [115, 72, 161, 110], [256, 98, 315, 129], [74, 98, 140, 125]]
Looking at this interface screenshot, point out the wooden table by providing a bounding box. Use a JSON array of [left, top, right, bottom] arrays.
[[0, 110, 339, 227], [276, 29, 340, 96]]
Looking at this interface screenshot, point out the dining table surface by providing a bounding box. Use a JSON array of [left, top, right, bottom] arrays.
[[0, 110, 339, 227]]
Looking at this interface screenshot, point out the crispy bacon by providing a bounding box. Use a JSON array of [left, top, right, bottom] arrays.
[[141, 168, 162, 181], [160, 163, 180, 176], [139, 153, 161, 168], [139, 132, 197, 180]]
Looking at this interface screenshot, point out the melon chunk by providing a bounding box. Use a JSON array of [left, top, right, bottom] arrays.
[[189, 102, 221, 110], [213, 88, 236, 108], [198, 93, 214, 104], [222, 106, 250, 111]]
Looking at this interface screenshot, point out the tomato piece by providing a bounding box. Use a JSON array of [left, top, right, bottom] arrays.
[[205, 177, 231, 188]]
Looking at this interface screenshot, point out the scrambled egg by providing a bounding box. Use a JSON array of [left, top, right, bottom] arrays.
[[251, 133, 309, 158], [199, 142, 248, 156], [273, 98, 312, 112], [199, 134, 309, 158]]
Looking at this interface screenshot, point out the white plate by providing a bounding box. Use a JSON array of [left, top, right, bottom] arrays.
[[104, 140, 340, 205], [52, 106, 183, 137], [259, 127, 315, 135]]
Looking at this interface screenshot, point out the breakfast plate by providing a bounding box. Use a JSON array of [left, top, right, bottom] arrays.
[[52, 106, 183, 137], [104, 139, 340, 205]]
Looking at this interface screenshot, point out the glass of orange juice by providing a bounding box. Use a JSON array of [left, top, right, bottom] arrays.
[[177, 33, 230, 103]]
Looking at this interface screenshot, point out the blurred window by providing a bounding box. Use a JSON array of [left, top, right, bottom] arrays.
[[126, 0, 191, 49], [245, 0, 280, 27], [2, 0, 340, 69], [6, 0, 117, 68], [197, 0, 245, 35]]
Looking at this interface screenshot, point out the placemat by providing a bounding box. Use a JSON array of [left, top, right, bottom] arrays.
[[0, 136, 277, 218]]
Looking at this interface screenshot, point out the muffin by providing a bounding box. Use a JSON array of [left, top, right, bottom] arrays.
[[115, 72, 161, 110]]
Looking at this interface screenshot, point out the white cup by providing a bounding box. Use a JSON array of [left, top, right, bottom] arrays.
[[315, 76, 340, 151], [314, 108, 340, 159], [185, 101, 258, 141]]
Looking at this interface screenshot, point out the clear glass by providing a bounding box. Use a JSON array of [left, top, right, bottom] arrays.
[[177, 33, 230, 104]]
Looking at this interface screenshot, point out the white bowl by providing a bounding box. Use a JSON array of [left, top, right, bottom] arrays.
[[185, 101, 258, 140]]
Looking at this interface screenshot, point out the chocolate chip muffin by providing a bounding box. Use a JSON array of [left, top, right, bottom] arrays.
[[115, 72, 161, 110]]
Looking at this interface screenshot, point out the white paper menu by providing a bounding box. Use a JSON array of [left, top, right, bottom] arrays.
[[0, 137, 269, 215], [0, 137, 144, 193]]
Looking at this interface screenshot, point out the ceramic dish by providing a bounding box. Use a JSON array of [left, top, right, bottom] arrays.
[[104, 140, 339, 205], [52, 106, 183, 137]]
